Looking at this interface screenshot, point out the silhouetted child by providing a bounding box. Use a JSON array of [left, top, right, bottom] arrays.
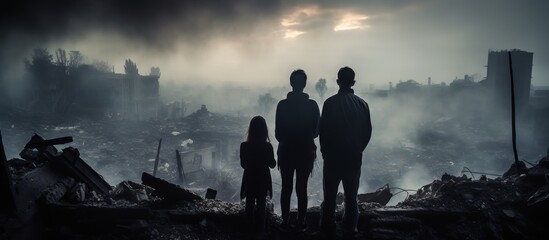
[[240, 116, 276, 235]]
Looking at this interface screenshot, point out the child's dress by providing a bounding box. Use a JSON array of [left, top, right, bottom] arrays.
[[240, 141, 276, 200], [240, 141, 276, 232]]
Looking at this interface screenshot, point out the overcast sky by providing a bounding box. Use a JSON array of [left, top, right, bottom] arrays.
[[2, 0, 548, 88]]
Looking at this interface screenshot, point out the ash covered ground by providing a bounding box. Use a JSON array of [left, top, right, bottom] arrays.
[[2, 87, 549, 240], [1, 89, 544, 212]]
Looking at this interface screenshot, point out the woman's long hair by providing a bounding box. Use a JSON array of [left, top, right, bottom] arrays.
[[246, 115, 270, 143]]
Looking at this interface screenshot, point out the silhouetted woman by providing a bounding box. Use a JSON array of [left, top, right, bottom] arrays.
[[240, 116, 276, 234]]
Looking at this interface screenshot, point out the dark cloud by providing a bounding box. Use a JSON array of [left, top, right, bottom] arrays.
[[1, 0, 547, 89], [1, 0, 285, 48]]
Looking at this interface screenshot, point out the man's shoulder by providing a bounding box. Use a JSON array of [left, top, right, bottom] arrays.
[[277, 99, 289, 110], [324, 94, 339, 103], [307, 98, 319, 107], [358, 95, 369, 104], [349, 94, 369, 107], [278, 98, 288, 105]]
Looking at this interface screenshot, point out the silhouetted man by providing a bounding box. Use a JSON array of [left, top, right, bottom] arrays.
[[275, 69, 320, 228], [319, 67, 372, 237]]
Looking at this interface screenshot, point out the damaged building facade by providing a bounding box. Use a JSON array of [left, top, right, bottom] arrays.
[[69, 69, 160, 119], [27, 61, 160, 120], [486, 49, 533, 115]]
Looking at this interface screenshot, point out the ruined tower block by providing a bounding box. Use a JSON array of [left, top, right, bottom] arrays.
[[486, 49, 533, 115]]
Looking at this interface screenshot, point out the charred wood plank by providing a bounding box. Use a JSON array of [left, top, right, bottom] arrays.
[[21, 134, 60, 162], [57, 147, 112, 194], [0, 130, 18, 217], [141, 172, 202, 201], [25, 136, 73, 149]]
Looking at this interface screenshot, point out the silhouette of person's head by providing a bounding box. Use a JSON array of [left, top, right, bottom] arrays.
[[337, 66, 355, 89], [290, 69, 307, 92], [247, 115, 270, 143]]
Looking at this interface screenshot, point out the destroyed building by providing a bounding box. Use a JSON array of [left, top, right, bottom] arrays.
[[486, 49, 533, 115], [68, 69, 160, 119], [2, 132, 549, 240], [23, 54, 160, 120]]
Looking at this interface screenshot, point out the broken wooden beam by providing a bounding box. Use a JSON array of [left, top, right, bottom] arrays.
[[57, 147, 112, 195], [175, 149, 186, 185], [141, 172, 202, 202], [25, 136, 73, 149], [21, 134, 60, 162], [153, 138, 162, 177]]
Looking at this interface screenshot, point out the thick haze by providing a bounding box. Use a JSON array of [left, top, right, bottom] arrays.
[[1, 0, 548, 90], [1, 0, 547, 207]]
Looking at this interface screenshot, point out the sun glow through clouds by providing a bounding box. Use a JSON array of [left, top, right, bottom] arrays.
[[284, 29, 305, 39], [280, 6, 319, 39], [334, 13, 369, 31]]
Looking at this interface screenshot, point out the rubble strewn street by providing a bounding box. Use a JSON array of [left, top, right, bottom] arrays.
[[2, 125, 549, 239]]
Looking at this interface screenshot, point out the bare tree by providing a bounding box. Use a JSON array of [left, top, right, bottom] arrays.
[[25, 48, 53, 72], [24, 48, 55, 110], [315, 78, 327, 100], [124, 59, 138, 76], [54, 48, 68, 67], [68, 51, 84, 74]]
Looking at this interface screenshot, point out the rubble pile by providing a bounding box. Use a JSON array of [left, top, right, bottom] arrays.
[[2, 131, 549, 239], [0, 133, 263, 240], [386, 158, 549, 240]]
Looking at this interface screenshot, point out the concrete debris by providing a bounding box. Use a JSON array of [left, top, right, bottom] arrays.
[[358, 184, 393, 206], [39, 177, 76, 205], [142, 172, 202, 202], [68, 182, 86, 203], [2, 132, 549, 239], [335, 184, 393, 206], [58, 147, 112, 195], [111, 180, 150, 202]]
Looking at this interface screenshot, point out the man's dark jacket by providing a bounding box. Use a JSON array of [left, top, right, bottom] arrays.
[[275, 92, 320, 170], [319, 88, 372, 165]]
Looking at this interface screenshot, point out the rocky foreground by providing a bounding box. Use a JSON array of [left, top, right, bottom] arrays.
[[1, 133, 549, 240]]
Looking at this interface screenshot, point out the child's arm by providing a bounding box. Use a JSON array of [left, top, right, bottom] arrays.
[[267, 143, 276, 169], [240, 143, 247, 169]]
